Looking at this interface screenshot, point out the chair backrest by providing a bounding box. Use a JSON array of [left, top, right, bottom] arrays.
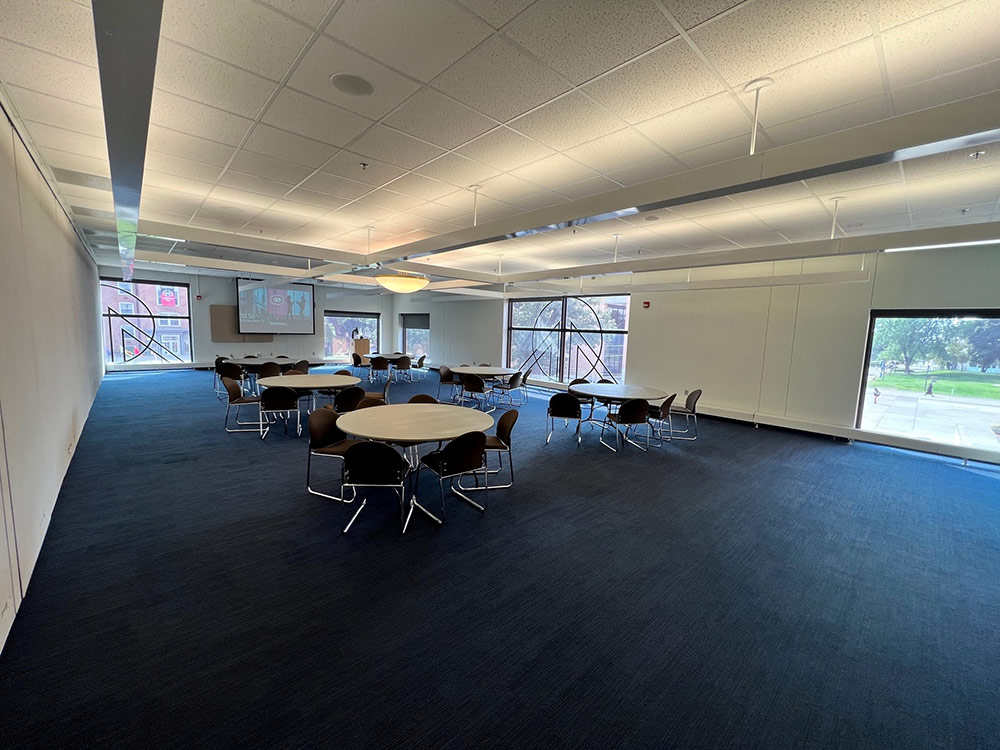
[[598, 378, 614, 384], [478, 362, 491, 366], [569, 378, 589, 389], [370, 356, 389, 371], [308, 409, 346, 449], [438, 431, 487, 475], [284, 370, 306, 376], [222, 376, 244, 404], [357, 397, 386, 409], [275, 355, 289, 359], [244, 354, 258, 358], [334, 386, 365, 412], [523, 367, 533, 383], [343, 441, 408, 486], [685, 389, 703, 413], [352, 352, 363, 367], [408, 393, 438, 404], [393, 351, 403, 354], [495, 409, 519, 447], [463, 374, 486, 394], [214, 356, 226, 368], [259, 362, 281, 378], [218, 362, 242, 380], [416, 355, 426, 368], [439, 365, 454, 384], [548, 392, 581, 419], [382, 379, 391, 402], [335, 369, 353, 376], [653, 393, 677, 415], [617, 398, 649, 424], [261, 386, 299, 411], [293, 359, 310, 373], [396, 356, 411, 370], [506, 372, 523, 389]]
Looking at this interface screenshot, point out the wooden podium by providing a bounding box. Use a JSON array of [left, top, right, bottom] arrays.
[[351, 338, 370, 358]]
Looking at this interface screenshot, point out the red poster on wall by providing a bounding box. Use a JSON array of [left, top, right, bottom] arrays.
[[159, 288, 177, 306]]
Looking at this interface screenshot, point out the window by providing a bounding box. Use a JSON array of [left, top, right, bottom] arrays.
[[324, 311, 379, 358], [100, 279, 192, 365], [401, 313, 430, 359], [858, 311, 1000, 454], [507, 295, 630, 383]]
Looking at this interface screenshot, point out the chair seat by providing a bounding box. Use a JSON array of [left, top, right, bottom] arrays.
[[485, 435, 509, 450], [492, 382, 515, 391], [313, 439, 363, 456], [607, 414, 645, 426], [364, 391, 383, 400], [420, 451, 446, 473], [233, 395, 260, 405], [669, 406, 694, 415]]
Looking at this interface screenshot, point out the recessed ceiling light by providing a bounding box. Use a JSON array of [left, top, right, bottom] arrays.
[[330, 73, 375, 97], [970, 150, 986, 160], [644, 215, 660, 222]]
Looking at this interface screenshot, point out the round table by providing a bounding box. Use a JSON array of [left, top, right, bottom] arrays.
[[450, 365, 518, 378], [224, 357, 326, 369], [366, 353, 412, 362], [568, 383, 668, 403], [336, 403, 493, 443], [257, 374, 360, 391]]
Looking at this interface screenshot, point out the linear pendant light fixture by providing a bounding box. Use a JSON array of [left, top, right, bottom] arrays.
[[883, 238, 1000, 253]]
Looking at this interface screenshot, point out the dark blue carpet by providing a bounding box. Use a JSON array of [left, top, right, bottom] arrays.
[[1, 369, 998, 749]]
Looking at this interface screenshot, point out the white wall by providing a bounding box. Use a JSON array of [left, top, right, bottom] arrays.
[[625, 247, 1000, 436], [0, 112, 103, 648], [390, 296, 505, 368]]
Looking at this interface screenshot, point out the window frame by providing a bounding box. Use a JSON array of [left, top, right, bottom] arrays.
[[323, 310, 381, 356], [100, 277, 193, 365]]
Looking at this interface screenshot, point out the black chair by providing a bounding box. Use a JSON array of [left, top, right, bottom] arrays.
[[601, 398, 651, 452], [413, 354, 427, 381], [648, 393, 677, 446], [569, 378, 595, 420], [258, 361, 281, 379], [292, 359, 310, 374], [341, 441, 411, 534], [546, 392, 582, 446], [306, 409, 361, 501], [333, 385, 365, 413], [408, 393, 438, 404], [418, 431, 488, 517], [319, 370, 356, 403], [356, 397, 386, 409], [222, 376, 260, 433], [459, 409, 518, 491], [213, 356, 227, 396], [437, 365, 460, 401], [364, 378, 391, 404], [669, 389, 703, 440], [492, 371, 523, 407], [369, 356, 390, 383], [393, 355, 413, 382], [352, 352, 370, 379], [461, 373, 491, 410], [258, 386, 301, 439], [521, 366, 533, 404], [217, 361, 243, 399]]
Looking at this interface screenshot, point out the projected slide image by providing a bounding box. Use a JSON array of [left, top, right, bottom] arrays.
[[237, 282, 315, 334]]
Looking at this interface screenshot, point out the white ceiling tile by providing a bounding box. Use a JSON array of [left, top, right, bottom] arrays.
[[0, 39, 103, 107], [147, 125, 235, 167], [357, 189, 423, 211], [605, 155, 687, 186], [642, 218, 740, 250], [728, 182, 815, 208], [141, 185, 207, 215], [555, 176, 622, 200], [669, 196, 740, 219], [436, 190, 518, 220], [142, 171, 215, 197], [208, 185, 276, 210], [478, 173, 560, 206], [383, 172, 456, 201], [432, 35, 571, 121], [506, 0, 678, 85], [874, 0, 965, 29], [674, 134, 753, 169], [407, 201, 468, 222], [154, 39, 276, 118], [348, 124, 445, 169], [328, 0, 493, 83], [806, 162, 900, 194], [563, 128, 666, 174], [902, 147, 997, 181], [161, 0, 312, 80], [454, 0, 534, 28], [287, 34, 421, 119], [692, 210, 790, 246], [881, 0, 1000, 89], [509, 92, 624, 150], [138, 207, 194, 225], [272, 199, 337, 220], [243, 123, 339, 168], [511, 153, 599, 190], [7, 86, 104, 138], [230, 150, 312, 184], [145, 150, 224, 182], [342, 201, 397, 221], [455, 127, 556, 171], [282, 189, 349, 212], [690, 0, 872, 85], [416, 153, 501, 187], [257, 0, 333, 27], [38, 148, 110, 178], [241, 210, 310, 238], [149, 89, 254, 147], [583, 40, 722, 124], [24, 121, 106, 160], [910, 201, 995, 225], [300, 171, 372, 199], [658, 0, 746, 30], [905, 169, 1000, 211], [216, 170, 294, 198], [383, 88, 496, 149], [261, 88, 373, 146], [890, 60, 1000, 116], [764, 96, 893, 146], [0, 0, 97, 66], [636, 94, 749, 155], [322, 151, 405, 185], [814, 184, 909, 221]]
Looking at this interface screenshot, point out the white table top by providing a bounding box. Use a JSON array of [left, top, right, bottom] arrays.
[[569, 383, 669, 402], [366, 352, 412, 361], [450, 365, 518, 377], [257, 374, 360, 390], [224, 357, 322, 367], [336, 403, 494, 443]]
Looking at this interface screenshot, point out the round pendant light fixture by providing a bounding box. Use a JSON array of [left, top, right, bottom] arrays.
[[374, 273, 430, 293]]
